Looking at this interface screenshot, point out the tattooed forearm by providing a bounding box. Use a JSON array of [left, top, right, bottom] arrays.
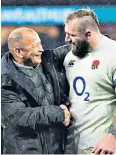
[[108, 113, 116, 135]]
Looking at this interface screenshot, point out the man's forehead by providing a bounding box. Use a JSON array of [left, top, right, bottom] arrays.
[[22, 33, 41, 45], [65, 21, 78, 33]]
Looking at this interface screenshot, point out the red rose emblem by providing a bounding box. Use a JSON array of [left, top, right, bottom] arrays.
[[92, 60, 100, 67], [92, 60, 100, 69]]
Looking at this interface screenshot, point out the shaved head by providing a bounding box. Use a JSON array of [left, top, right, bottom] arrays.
[[65, 9, 100, 34], [8, 27, 41, 51]]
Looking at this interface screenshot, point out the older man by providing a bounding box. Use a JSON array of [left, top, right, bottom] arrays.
[[1, 27, 70, 154]]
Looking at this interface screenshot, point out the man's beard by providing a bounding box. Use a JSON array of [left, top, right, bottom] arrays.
[[72, 39, 90, 58]]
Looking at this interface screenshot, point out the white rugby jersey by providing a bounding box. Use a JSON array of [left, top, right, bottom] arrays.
[[63, 35, 116, 153]]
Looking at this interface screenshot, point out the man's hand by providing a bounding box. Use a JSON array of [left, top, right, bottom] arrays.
[[92, 133, 116, 154], [60, 104, 70, 126]]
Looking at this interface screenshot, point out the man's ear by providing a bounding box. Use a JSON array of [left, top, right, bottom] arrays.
[[85, 29, 91, 40], [14, 47, 23, 58]]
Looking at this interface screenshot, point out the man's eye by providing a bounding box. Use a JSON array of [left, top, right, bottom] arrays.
[[35, 44, 39, 48]]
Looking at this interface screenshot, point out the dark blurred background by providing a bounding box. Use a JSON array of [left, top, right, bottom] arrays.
[[1, 1, 116, 54], [1, 0, 116, 5]]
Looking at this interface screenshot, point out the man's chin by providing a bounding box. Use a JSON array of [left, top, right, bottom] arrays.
[[34, 58, 42, 64]]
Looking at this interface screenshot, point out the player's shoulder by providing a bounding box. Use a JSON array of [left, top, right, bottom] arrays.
[[109, 38, 116, 46], [103, 36, 116, 56], [108, 38, 116, 55], [63, 51, 76, 66], [64, 50, 74, 60], [106, 39, 116, 65], [105, 36, 116, 48]]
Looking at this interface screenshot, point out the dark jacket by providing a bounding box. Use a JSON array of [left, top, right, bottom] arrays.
[[1, 45, 71, 154]]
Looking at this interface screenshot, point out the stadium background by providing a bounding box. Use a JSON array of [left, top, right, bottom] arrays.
[[1, 0, 116, 153], [1, 0, 116, 57]]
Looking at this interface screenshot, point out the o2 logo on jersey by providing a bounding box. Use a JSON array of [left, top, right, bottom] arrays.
[[73, 76, 90, 101]]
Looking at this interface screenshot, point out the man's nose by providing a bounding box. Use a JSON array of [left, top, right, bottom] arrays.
[[65, 34, 71, 43], [38, 46, 44, 53]]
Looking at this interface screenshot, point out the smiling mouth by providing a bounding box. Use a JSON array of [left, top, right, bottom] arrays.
[[35, 54, 41, 57]]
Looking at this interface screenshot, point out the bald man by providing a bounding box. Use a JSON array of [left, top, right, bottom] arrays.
[[1, 27, 71, 154]]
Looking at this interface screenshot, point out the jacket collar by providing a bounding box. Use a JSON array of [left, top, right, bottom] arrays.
[[2, 52, 39, 105]]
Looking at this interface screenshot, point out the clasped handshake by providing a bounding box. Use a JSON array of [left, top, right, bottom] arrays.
[[60, 104, 71, 126]]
